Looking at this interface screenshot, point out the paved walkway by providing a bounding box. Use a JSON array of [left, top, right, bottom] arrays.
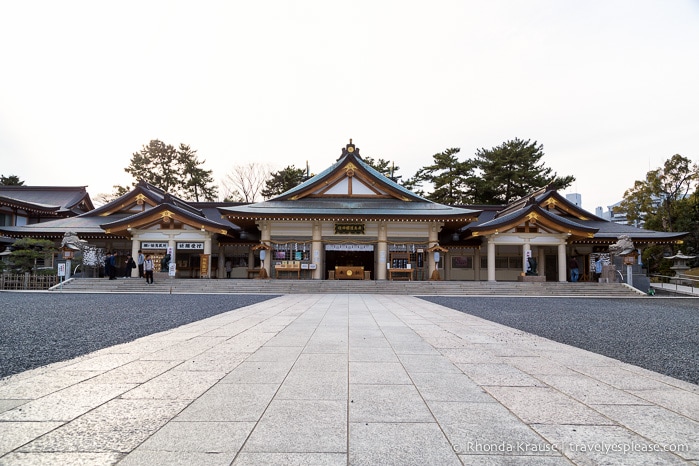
[[652, 281, 699, 297], [0, 295, 696, 465]]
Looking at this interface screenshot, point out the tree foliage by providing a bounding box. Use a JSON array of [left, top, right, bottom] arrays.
[[617, 154, 699, 270], [407, 148, 475, 205], [472, 138, 575, 204], [363, 156, 401, 181], [125, 140, 179, 193], [0, 174, 25, 186], [261, 165, 308, 199], [616, 154, 698, 233], [178, 144, 219, 202], [124, 140, 218, 201], [8, 238, 58, 273], [405, 139, 574, 205]]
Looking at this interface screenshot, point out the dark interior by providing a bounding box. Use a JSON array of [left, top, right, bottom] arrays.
[[325, 251, 374, 279]]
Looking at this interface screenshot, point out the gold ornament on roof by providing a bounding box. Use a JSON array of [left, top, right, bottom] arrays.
[[344, 162, 357, 177]]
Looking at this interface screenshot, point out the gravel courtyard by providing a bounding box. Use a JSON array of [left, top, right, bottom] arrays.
[[421, 296, 699, 385], [0, 293, 277, 378]]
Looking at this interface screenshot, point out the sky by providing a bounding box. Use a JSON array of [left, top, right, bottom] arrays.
[[1, 1, 698, 213]]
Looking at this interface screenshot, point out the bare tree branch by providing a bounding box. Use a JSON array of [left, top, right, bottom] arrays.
[[221, 163, 272, 203]]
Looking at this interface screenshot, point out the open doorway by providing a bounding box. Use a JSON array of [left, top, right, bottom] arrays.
[[325, 250, 374, 279], [545, 254, 558, 282]]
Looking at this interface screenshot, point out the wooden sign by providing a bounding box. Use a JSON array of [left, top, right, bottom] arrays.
[[334, 223, 365, 235], [199, 254, 210, 277]]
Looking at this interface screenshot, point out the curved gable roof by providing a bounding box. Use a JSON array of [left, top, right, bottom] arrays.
[[274, 140, 426, 202], [100, 202, 230, 235], [89, 180, 203, 218], [0, 186, 93, 215], [219, 141, 480, 225], [497, 186, 604, 221], [468, 204, 598, 238]]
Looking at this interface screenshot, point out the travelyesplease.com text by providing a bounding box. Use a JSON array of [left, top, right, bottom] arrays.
[[452, 441, 690, 455]]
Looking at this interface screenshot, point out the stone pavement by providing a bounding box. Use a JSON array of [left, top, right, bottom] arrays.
[[0, 294, 696, 465]]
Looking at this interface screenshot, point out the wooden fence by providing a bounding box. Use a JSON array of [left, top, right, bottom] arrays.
[[0, 273, 59, 291]]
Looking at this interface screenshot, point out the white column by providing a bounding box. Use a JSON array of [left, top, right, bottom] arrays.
[[312, 221, 322, 280], [427, 222, 439, 279], [218, 244, 226, 279], [130, 234, 139, 278], [475, 247, 481, 280], [260, 221, 271, 278], [377, 222, 387, 280], [538, 247, 546, 278], [487, 238, 496, 282], [558, 242, 567, 282]]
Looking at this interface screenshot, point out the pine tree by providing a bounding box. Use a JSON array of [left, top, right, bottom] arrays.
[[261, 165, 307, 199], [408, 148, 475, 205], [125, 140, 180, 194], [124, 140, 218, 201], [0, 175, 25, 186], [178, 144, 218, 201], [473, 138, 574, 204], [362, 156, 401, 181]]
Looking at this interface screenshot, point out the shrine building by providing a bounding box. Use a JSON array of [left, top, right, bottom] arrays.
[[0, 140, 686, 283]]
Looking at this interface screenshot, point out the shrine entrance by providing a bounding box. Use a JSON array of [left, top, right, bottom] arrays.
[[325, 244, 375, 280]]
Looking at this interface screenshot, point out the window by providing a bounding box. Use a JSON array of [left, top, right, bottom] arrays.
[[482, 256, 523, 269]]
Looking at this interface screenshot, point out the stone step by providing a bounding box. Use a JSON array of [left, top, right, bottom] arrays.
[[52, 278, 645, 297]]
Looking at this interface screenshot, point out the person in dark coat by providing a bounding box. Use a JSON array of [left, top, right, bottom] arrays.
[[124, 255, 136, 278], [569, 257, 580, 282], [104, 252, 112, 279], [109, 252, 117, 280]]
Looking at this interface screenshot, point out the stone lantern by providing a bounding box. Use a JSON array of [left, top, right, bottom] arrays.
[[665, 252, 696, 279]]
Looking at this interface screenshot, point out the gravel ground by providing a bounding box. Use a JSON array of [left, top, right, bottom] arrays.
[[420, 296, 699, 385], [0, 293, 277, 379]]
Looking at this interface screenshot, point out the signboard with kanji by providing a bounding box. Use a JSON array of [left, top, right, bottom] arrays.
[[199, 254, 210, 277]]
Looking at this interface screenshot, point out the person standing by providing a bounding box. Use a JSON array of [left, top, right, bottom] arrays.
[[225, 259, 232, 278], [104, 251, 112, 279], [594, 256, 604, 282], [144, 255, 155, 284], [569, 257, 580, 282], [124, 255, 136, 278], [109, 252, 118, 280], [137, 249, 145, 278]]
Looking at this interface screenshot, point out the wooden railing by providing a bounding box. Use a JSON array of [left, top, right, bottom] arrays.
[[0, 273, 59, 290]]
